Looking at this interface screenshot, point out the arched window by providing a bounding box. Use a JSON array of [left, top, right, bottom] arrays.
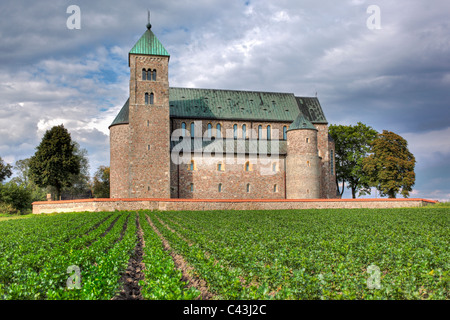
[[145, 93, 149, 105], [190, 122, 195, 137], [207, 123, 212, 138], [283, 126, 287, 140], [306, 137, 310, 143], [233, 124, 237, 139], [267, 125, 271, 140], [272, 162, 278, 172], [216, 123, 221, 138], [142, 69, 147, 80], [189, 160, 196, 171], [274, 184, 278, 192], [190, 183, 194, 192], [181, 122, 186, 137], [149, 93, 154, 104], [245, 161, 251, 172], [242, 124, 247, 139], [330, 150, 334, 175], [218, 183, 222, 192], [246, 183, 250, 193], [147, 69, 152, 80], [152, 69, 156, 81], [258, 125, 262, 139]]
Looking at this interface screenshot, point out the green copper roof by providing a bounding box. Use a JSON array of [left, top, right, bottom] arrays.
[[169, 87, 300, 122], [296, 97, 327, 124], [287, 113, 317, 131], [109, 88, 328, 128], [109, 98, 129, 128], [129, 28, 170, 58]]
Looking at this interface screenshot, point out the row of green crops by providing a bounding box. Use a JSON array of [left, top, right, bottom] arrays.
[[151, 208, 449, 300], [0, 211, 136, 299], [0, 211, 206, 300], [0, 208, 448, 300]]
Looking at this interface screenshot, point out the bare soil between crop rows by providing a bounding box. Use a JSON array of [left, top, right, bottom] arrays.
[[146, 214, 214, 300], [113, 214, 145, 300]]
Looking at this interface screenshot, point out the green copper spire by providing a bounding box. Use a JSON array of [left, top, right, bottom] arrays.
[[287, 112, 317, 132], [129, 16, 170, 59]]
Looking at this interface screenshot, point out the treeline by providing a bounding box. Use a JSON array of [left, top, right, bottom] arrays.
[[0, 125, 110, 215], [329, 122, 416, 199]]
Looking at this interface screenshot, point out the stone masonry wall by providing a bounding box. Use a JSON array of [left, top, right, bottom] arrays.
[[32, 198, 437, 214]]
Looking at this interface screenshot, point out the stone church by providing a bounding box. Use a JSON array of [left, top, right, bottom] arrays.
[[109, 23, 338, 200]]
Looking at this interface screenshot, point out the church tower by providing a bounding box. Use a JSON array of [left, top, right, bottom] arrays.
[[116, 21, 171, 198]]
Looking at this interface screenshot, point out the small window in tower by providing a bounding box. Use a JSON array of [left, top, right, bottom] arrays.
[[147, 69, 152, 80], [142, 69, 147, 80], [246, 183, 251, 193], [217, 162, 222, 171], [189, 160, 196, 171], [145, 93, 149, 105], [150, 93, 154, 104], [216, 123, 221, 138], [245, 161, 251, 172], [233, 124, 238, 139], [267, 125, 271, 140], [307, 161, 311, 167], [147, 120, 150, 127], [181, 122, 186, 137], [152, 69, 156, 81], [190, 122, 195, 138], [207, 123, 212, 138], [147, 145, 150, 151], [218, 183, 222, 192], [242, 124, 247, 139], [272, 162, 278, 172], [148, 186, 150, 191], [258, 125, 262, 139], [190, 183, 194, 192], [306, 137, 310, 143], [274, 184, 278, 192], [283, 126, 287, 140]]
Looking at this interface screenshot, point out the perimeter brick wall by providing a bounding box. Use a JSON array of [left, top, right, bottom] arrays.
[[32, 198, 437, 214]]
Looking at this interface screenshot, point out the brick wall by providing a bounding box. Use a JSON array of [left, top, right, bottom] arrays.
[[32, 198, 438, 214]]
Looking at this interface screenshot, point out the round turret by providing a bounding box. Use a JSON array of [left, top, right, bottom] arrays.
[[286, 114, 320, 199]]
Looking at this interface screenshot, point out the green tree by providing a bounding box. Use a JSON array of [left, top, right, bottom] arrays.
[[12, 158, 48, 203], [29, 125, 81, 200], [362, 130, 416, 198], [329, 122, 378, 198], [0, 181, 32, 213], [92, 166, 110, 198], [0, 156, 13, 182], [61, 142, 91, 199]]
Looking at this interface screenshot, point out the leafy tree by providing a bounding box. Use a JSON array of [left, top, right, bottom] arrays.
[[362, 130, 416, 198], [0, 156, 13, 183], [92, 166, 110, 198], [0, 181, 32, 213], [329, 122, 378, 198], [29, 125, 81, 200], [61, 142, 91, 199]]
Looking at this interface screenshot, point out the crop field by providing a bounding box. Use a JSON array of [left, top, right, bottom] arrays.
[[0, 208, 448, 300]]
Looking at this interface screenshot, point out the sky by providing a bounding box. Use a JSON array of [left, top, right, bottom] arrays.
[[0, 0, 449, 201]]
